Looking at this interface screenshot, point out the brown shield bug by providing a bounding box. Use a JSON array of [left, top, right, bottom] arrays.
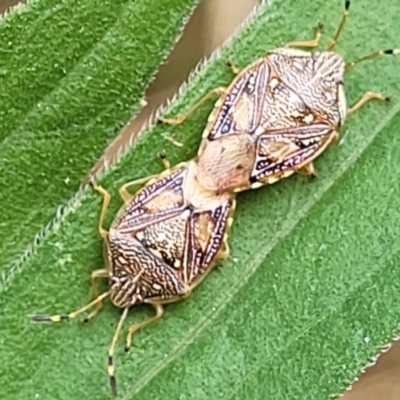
[[160, 0, 399, 192], [32, 156, 235, 395]]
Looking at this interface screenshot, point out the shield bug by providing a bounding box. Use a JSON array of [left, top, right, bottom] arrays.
[[32, 157, 235, 395], [160, 0, 399, 192]]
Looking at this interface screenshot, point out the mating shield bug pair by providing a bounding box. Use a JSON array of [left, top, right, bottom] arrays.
[[32, 0, 398, 395]]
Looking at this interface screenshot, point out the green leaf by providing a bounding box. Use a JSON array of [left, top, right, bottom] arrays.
[[0, 0, 199, 271], [2, 0, 400, 399]]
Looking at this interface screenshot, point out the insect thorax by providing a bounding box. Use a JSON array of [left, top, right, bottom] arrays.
[[196, 133, 256, 193]]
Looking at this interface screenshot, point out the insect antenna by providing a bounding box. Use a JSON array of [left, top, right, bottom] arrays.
[[108, 306, 130, 396], [345, 49, 400, 71], [327, 0, 350, 51], [31, 291, 110, 322]]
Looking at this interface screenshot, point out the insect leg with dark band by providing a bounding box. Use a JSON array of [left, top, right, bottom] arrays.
[[31, 291, 110, 323], [346, 49, 400, 71], [347, 92, 391, 115], [327, 0, 350, 51], [297, 163, 317, 178], [108, 306, 129, 396], [226, 60, 241, 74]]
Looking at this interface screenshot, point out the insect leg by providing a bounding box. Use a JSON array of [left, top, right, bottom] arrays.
[[158, 87, 226, 125], [186, 261, 218, 293], [217, 210, 235, 260], [347, 92, 390, 115], [162, 132, 184, 148], [158, 150, 171, 169], [118, 173, 161, 204], [297, 162, 317, 178], [217, 236, 230, 260], [327, 0, 350, 51], [284, 22, 323, 49], [31, 291, 110, 323], [90, 183, 112, 239], [108, 306, 129, 396], [124, 302, 164, 352], [82, 269, 111, 323], [345, 49, 400, 71], [226, 60, 241, 74]]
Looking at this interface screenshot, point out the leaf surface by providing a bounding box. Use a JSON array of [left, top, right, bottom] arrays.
[[1, 0, 400, 399]]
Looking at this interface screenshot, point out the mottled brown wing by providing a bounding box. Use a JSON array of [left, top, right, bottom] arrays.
[[204, 58, 270, 141], [251, 124, 335, 183], [184, 198, 233, 283], [113, 165, 189, 233], [108, 230, 188, 302], [255, 75, 333, 134], [248, 70, 337, 184]]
